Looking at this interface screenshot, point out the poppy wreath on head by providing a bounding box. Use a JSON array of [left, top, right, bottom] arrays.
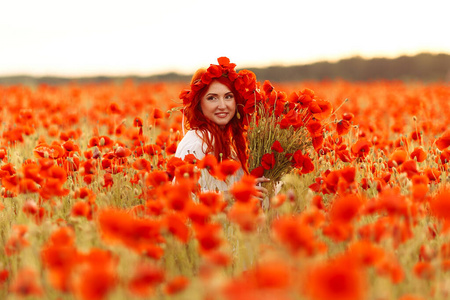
[[179, 57, 262, 118]]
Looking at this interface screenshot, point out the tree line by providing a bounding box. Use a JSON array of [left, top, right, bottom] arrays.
[[0, 52, 449, 86]]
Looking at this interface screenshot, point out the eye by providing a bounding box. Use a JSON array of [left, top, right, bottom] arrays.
[[225, 94, 234, 100], [207, 96, 217, 101]]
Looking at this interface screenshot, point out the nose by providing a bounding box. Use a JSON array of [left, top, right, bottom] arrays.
[[218, 97, 226, 109]]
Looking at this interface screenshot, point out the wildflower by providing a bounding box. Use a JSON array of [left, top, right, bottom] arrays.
[[336, 118, 352, 136], [230, 175, 258, 203], [303, 254, 367, 300], [197, 191, 226, 213], [164, 276, 189, 295], [271, 140, 284, 152], [272, 214, 324, 256], [9, 268, 43, 297], [261, 153, 276, 170], [41, 227, 78, 292], [436, 130, 450, 150], [351, 138, 372, 159], [214, 159, 241, 180], [165, 213, 189, 243], [223, 259, 292, 300], [429, 189, 450, 221], [228, 200, 262, 232], [410, 147, 427, 162], [4, 225, 29, 256], [347, 240, 385, 267], [128, 263, 165, 297], [194, 222, 223, 254], [74, 249, 118, 300], [413, 261, 434, 279]]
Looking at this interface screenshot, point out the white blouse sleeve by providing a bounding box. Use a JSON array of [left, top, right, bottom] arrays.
[[174, 130, 244, 193], [174, 130, 206, 161]]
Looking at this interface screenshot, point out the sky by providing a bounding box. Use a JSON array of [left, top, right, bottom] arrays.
[[1, 0, 449, 77]]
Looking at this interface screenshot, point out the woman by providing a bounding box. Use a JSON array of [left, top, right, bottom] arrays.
[[174, 57, 269, 199]]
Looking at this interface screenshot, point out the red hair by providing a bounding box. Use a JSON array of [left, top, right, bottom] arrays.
[[183, 69, 249, 174]]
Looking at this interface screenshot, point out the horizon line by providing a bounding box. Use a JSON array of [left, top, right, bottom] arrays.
[[0, 51, 448, 79]]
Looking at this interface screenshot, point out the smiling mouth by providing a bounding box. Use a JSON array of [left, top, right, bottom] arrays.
[[215, 113, 228, 118]]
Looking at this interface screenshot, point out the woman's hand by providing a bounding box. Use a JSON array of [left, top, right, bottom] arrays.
[[255, 177, 270, 201]]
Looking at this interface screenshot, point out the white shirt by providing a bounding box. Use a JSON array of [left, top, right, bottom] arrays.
[[174, 130, 244, 192]]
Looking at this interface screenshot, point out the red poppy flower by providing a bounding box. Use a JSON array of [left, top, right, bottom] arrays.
[[375, 187, 409, 217], [107, 102, 122, 114], [413, 261, 434, 279], [342, 112, 354, 121], [439, 149, 450, 165], [397, 160, 419, 178], [194, 222, 223, 254], [0, 268, 8, 284], [4, 225, 29, 256], [180, 154, 197, 165], [9, 268, 43, 297], [128, 264, 165, 297], [230, 175, 258, 203], [250, 166, 264, 178], [133, 117, 143, 127], [347, 240, 385, 267], [74, 259, 118, 300], [390, 148, 408, 166], [272, 214, 324, 256], [329, 194, 363, 224], [165, 213, 189, 243], [282, 109, 304, 128], [291, 150, 315, 174], [146, 171, 169, 187], [303, 254, 367, 300], [308, 99, 332, 121], [144, 144, 162, 156], [218, 56, 236, 69], [296, 88, 315, 108], [114, 146, 132, 158], [0, 147, 7, 161], [227, 200, 262, 232], [198, 191, 226, 213], [336, 119, 352, 135], [271, 140, 284, 152], [164, 276, 189, 295], [98, 208, 164, 253], [261, 153, 275, 170], [340, 166, 356, 183], [270, 194, 287, 208], [436, 130, 450, 150], [186, 202, 211, 226], [351, 138, 372, 158], [376, 254, 405, 284], [22, 199, 39, 215], [153, 108, 164, 119], [215, 159, 241, 180], [307, 119, 322, 136], [197, 154, 218, 175], [132, 158, 152, 171], [410, 147, 427, 162], [71, 201, 92, 219], [425, 168, 441, 183]]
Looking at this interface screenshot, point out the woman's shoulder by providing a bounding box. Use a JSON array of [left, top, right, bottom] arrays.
[[175, 130, 207, 160]]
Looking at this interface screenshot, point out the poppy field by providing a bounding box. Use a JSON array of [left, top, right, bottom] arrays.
[[0, 78, 450, 300]]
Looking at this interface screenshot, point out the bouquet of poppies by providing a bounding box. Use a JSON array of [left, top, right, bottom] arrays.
[[244, 80, 332, 196]]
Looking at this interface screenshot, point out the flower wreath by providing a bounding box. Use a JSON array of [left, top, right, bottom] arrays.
[[178, 57, 263, 118]]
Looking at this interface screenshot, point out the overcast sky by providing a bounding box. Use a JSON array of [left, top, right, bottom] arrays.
[[1, 0, 449, 76]]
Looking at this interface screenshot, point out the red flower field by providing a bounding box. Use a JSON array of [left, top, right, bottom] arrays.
[[0, 78, 449, 299]]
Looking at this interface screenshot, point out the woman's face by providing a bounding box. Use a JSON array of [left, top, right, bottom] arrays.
[[200, 80, 236, 128]]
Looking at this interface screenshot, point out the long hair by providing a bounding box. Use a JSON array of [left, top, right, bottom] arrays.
[[183, 69, 249, 174]]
